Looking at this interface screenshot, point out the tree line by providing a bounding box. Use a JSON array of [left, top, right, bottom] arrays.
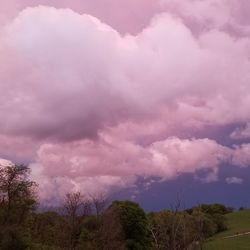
[[0, 164, 234, 250]]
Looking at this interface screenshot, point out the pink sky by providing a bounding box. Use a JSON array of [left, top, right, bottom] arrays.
[[1, 0, 250, 203]]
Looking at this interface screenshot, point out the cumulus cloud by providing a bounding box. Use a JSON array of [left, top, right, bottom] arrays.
[[225, 177, 243, 184], [29, 135, 232, 203], [0, 0, 162, 34], [4, 0, 250, 35], [230, 123, 250, 139], [0, 2, 250, 203], [232, 144, 250, 168], [1, 6, 250, 141], [160, 0, 250, 36]]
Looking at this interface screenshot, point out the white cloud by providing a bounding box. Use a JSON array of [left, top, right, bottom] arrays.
[[225, 177, 243, 184], [0, 158, 14, 167], [231, 123, 250, 139], [0, 5, 250, 203], [232, 144, 250, 168]]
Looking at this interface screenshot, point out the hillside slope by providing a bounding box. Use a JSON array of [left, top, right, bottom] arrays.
[[204, 209, 250, 250]]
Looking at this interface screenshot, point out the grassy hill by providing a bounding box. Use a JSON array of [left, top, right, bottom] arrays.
[[204, 209, 250, 250]]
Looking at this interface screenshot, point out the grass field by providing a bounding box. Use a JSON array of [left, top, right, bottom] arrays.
[[204, 209, 250, 250]]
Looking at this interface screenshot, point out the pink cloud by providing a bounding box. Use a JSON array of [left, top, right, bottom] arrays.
[[232, 144, 250, 168], [29, 134, 231, 202], [0, 135, 39, 162], [1, 6, 250, 141], [3, 0, 250, 35], [0, 2, 250, 203], [0, 158, 14, 167], [160, 0, 250, 36], [231, 123, 250, 139], [0, 0, 162, 34]]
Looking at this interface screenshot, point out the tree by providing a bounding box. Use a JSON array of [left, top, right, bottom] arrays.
[[148, 210, 199, 250], [31, 211, 67, 249], [0, 164, 37, 249], [64, 192, 84, 250], [95, 206, 125, 250], [110, 200, 151, 250], [0, 164, 37, 225], [91, 193, 107, 217], [0, 226, 28, 250]]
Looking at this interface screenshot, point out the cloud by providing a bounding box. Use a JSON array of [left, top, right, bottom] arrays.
[[230, 123, 250, 139], [160, 0, 250, 36], [0, 3, 250, 203], [232, 144, 250, 168], [29, 135, 231, 203], [0, 158, 14, 167], [225, 177, 243, 184], [1, 6, 250, 142], [3, 1, 250, 35], [0, 0, 163, 34], [0, 7, 197, 141]]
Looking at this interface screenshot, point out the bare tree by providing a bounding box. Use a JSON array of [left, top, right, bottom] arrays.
[[64, 192, 84, 250], [82, 199, 93, 216], [91, 193, 107, 217], [148, 223, 160, 249], [169, 193, 184, 250]]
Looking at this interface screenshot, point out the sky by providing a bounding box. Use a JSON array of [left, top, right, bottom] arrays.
[[0, 0, 250, 209]]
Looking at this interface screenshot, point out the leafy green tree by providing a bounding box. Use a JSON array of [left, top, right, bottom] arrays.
[[30, 211, 68, 249], [0, 164, 37, 249], [0, 226, 28, 250], [0, 164, 37, 224], [148, 210, 199, 250], [95, 208, 125, 250], [110, 200, 151, 250]]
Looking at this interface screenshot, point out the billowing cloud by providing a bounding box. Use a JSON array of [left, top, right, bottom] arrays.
[[30, 135, 231, 203], [0, 0, 163, 34], [0, 2, 250, 203], [1, 6, 250, 141]]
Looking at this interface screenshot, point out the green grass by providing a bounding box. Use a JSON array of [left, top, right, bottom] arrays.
[[204, 209, 250, 250], [204, 235, 250, 250]]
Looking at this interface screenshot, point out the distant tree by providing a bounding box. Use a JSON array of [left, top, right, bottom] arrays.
[[31, 211, 67, 249], [187, 203, 231, 216], [187, 203, 228, 235], [110, 200, 151, 250], [0, 164, 37, 249], [91, 193, 107, 217], [239, 206, 246, 211], [78, 216, 99, 250], [226, 207, 234, 213], [0, 226, 28, 250], [95, 206, 125, 250], [148, 210, 199, 250], [191, 207, 217, 250], [64, 192, 84, 250], [0, 164, 37, 225]]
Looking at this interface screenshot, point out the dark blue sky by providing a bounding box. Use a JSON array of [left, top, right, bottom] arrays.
[[113, 164, 250, 211]]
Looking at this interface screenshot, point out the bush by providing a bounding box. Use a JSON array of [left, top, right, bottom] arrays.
[[0, 227, 28, 250]]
